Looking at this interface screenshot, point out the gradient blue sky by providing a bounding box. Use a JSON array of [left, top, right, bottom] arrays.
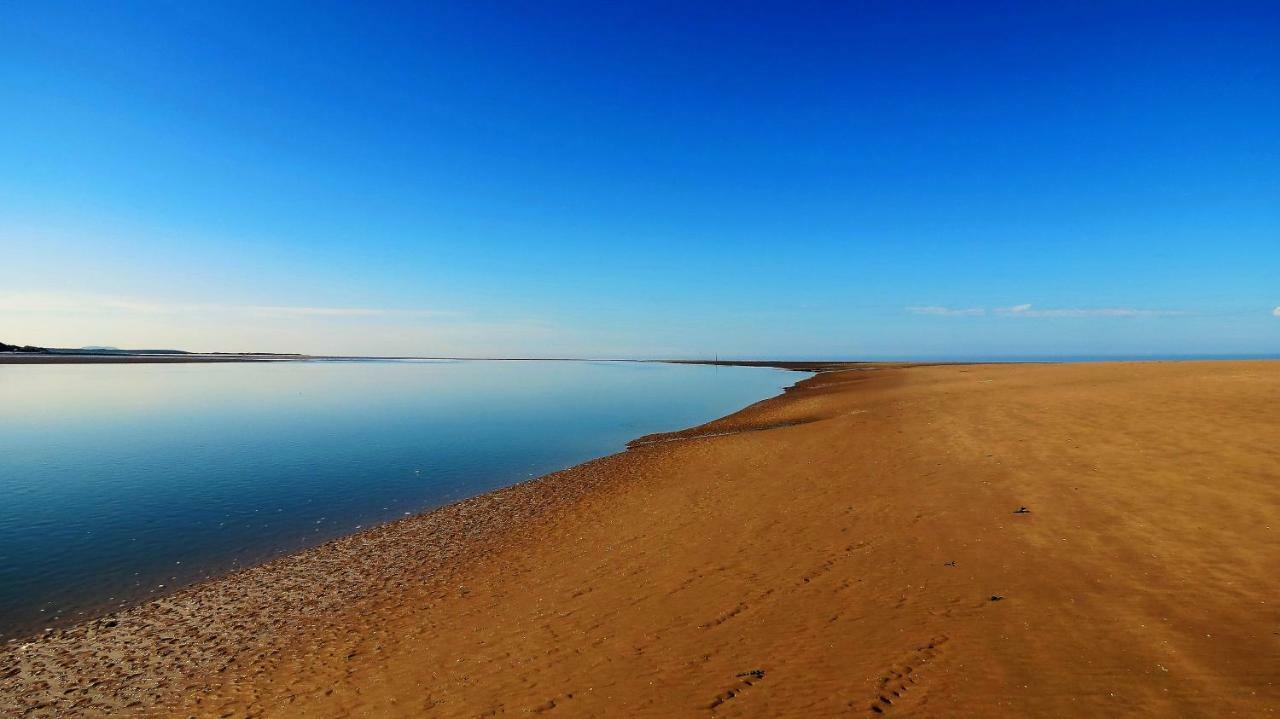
[[2, 1, 1277, 358]]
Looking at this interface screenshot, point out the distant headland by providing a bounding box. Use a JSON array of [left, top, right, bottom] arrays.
[[0, 341, 48, 353], [0, 342, 306, 364]]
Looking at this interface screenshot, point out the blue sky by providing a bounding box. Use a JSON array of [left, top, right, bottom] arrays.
[[2, 1, 1277, 358]]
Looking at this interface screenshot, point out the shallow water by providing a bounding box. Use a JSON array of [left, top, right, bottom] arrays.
[[0, 359, 801, 637]]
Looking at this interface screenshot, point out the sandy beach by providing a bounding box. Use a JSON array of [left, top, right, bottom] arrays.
[[2, 360, 1277, 717]]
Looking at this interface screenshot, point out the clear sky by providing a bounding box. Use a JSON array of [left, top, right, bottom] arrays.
[[2, 1, 1277, 358]]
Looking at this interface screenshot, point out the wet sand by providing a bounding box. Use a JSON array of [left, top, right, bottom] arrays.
[[2, 361, 1277, 717]]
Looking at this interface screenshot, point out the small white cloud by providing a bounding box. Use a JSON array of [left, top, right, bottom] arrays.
[[909, 302, 1187, 318], [995, 304, 1184, 318], [907, 305, 986, 317], [1273, 306, 1280, 317]]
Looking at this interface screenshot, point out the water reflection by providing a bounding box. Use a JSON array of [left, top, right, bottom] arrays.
[[0, 360, 800, 636]]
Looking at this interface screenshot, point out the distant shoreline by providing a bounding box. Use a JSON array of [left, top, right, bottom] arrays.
[[5, 352, 1274, 366], [0, 353, 282, 364], [0, 353, 879, 370]]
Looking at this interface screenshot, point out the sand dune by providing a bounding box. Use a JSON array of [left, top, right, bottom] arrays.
[[3, 361, 1278, 717]]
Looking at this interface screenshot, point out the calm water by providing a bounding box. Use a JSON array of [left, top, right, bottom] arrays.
[[0, 360, 801, 637]]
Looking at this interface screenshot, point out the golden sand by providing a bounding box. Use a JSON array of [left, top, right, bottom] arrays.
[[3, 361, 1278, 717]]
